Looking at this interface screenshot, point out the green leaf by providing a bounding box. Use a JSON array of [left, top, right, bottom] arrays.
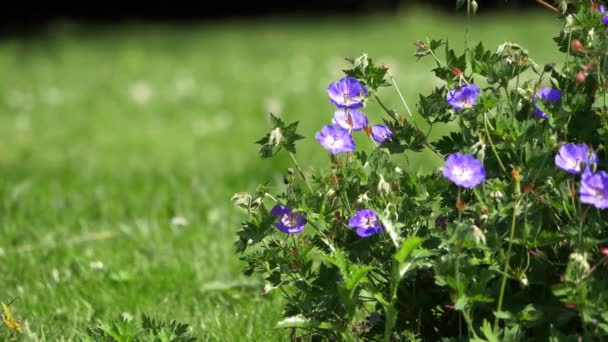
[[479, 319, 499, 342], [345, 266, 373, 292], [255, 113, 305, 158]]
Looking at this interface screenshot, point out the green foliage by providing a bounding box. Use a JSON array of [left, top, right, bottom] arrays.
[[255, 114, 305, 158], [235, 0, 608, 340], [78, 314, 197, 342]]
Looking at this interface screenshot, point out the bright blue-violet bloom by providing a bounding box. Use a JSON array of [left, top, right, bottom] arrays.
[[446, 84, 481, 111], [332, 109, 368, 131], [327, 76, 369, 109], [598, 5, 608, 25], [315, 124, 356, 154], [554, 143, 597, 174], [533, 87, 562, 119], [371, 125, 393, 144], [442, 153, 486, 188], [348, 209, 384, 238], [270, 204, 307, 234], [580, 171, 608, 209]]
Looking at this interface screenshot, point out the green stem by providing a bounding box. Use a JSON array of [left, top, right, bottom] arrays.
[[289, 152, 313, 193], [494, 198, 520, 331], [457, 187, 463, 222], [484, 112, 508, 174], [374, 94, 399, 122], [387, 70, 419, 130], [375, 93, 443, 159], [465, 0, 471, 50]]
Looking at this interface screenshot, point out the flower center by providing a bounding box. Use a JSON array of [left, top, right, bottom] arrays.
[[325, 134, 342, 147], [454, 165, 472, 180], [569, 158, 582, 170], [363, 215, 376, 228], [460, 96, 473, 108], [283, 214, 298, 227]]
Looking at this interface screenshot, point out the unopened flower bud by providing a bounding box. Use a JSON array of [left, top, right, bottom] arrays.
[[326, 189, 336, 198], [471, 225, 486, 245], [269, 127, 283, 146], [377, 175, 391, 197], [356, 192, 370, 204], [570, 39, 583, 53], [576, 71, 586, 85]]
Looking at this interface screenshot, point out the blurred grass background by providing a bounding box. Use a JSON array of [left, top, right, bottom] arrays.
[[0, 7, 562, 340]]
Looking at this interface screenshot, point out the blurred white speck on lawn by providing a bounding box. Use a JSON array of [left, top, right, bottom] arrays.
[[129, 81, 154, 104], [171, 216, 189, 227], [52, 268, 60, 282], [175, 76, 196, 97], [0, 247, 5, 257], [264, 97, 283, 115], [192, 113, 232, 137], [90, 260, 105, 270], [5, 89, 34, 110], [207, 207, 222, 225], [44, 87, 63, 106]]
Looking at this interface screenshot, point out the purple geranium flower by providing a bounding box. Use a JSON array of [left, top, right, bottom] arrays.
[[446, 84, 481, 111], [327, 76, 369, 109], [348, 209, 384, 238], [270, 204, 307, 234], [442, 153, 486, 188], [580, 171, 608, 209], [533, 87, 562, 119], [598, 5, 608, 24], [332, 109, 368, 131], [371, 125, 392, 144], [315, 124, 356, 154], [555, 143, 597, 174]]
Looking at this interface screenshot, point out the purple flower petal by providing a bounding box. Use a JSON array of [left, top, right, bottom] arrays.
[[533, 87, 561, 119], [275, 212, 307, 234], [447, 84, 481, 111], [270, 204, 292, 217], [315, 124, 355, 154], [332, 109, 368, 131], [371, 125, 393, 144], [442, 153, 486, 188], [603, 15, 608, 25], [580, 170, 608, 209], [555, 143, 597, 174], [327, 77, 368, 109], [348, 209, 383, 238]]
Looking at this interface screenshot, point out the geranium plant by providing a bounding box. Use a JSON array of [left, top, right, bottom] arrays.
[[233, 1, 608, 340]]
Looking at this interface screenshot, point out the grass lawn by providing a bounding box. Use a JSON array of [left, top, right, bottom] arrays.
[[0, 7, 561, 340]]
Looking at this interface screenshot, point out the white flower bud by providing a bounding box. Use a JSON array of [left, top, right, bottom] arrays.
[[472, 225, 486, 245], [269, 127, 283, 146], [378, 175, 391, 197], [356, 192, 370, 204]]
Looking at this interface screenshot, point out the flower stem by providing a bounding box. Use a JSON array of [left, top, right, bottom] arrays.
[[494, 198, 520, 331], [289, 152, 313, 193], [577, 206, 590, 251], [387, 70, 419, 130], [375, 93, 443, 159], [483, 112, 508, 174], [535, 0, 558, 12]]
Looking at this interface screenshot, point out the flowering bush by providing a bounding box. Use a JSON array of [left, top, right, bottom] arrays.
[[233, 1, 608, 340]]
